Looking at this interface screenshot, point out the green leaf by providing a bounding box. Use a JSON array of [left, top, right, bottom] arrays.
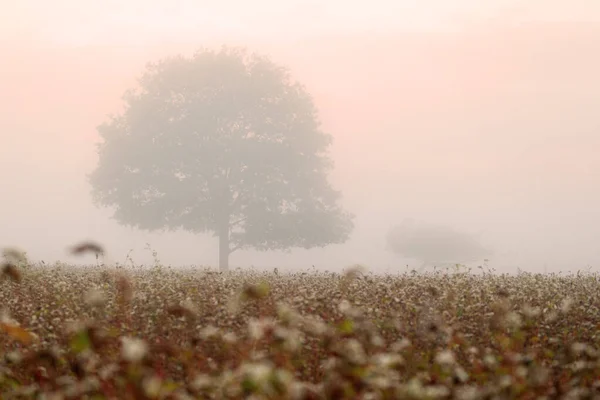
[[241, 378, 259, 394], [70, 331, 91, 353], [338, 319, 354, 334]]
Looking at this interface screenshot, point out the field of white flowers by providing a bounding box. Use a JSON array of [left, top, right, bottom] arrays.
[[2, 246, 600, 399]]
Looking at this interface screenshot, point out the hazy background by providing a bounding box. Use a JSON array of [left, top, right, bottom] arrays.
[[1, 0, 599, 273]]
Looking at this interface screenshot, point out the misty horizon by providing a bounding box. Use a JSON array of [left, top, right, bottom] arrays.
[[2, 2, 600, 274]]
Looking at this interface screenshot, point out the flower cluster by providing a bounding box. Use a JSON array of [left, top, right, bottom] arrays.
[[2, 252, 600, 398]]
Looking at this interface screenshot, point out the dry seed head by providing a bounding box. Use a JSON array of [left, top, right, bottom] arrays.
[[338, 300, 352, 314], [222, 332, 238, 344], [545, 310, 559, 322], [529, 366, 550, 387], [167, 304, 196, 320], [241, 361, 274, 389], [181, 297, 198, 315], [243, 281, 270, 300], [98, 363, 119, 380], [1, 262, 22, 283], [302, 316, 330, 336], [142, 375, 163, 398], [570, 342, 598, 359], [483, 354, 497, 368], [391, 338, 412, 352], [276, 302, 300, 326], [288, 382, 306, 400], [248, 319, 264, 340], [2, 248, 27, 264], [515, 366, 528, 378], [337, 299, 364, 319], [403, 378, 426, 398], [5, 351, 22, 364], [454, 366, 469, 383], [572, 342, 588, 355], [491, 298, 511, 315], [276, 327, 302, 352], [64, 319, 87, 335], [248, 318, 275, 341], [32, 348, 61, 370], [173, 392, 195, 400], [370, 334, 385, 348], [369, 375, 393, 390], [343, 264, 366, 278], [86, 325, 109, 351], [70, 241, 104, 256], [427, 285, 439, 296], [227, 294, 242, 314], [116, 273, 132, 297], [498, 375, 513, 388], [1, 309, 17, 325], [44, 393, 64, 400], [56, 375, 77, 387], [273, 369, 294, 390]]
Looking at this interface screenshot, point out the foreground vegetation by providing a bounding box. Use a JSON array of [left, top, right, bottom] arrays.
[[2, 252, 600, 398]]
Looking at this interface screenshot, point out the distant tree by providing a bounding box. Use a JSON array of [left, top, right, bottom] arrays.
[[88, 47, 354, 271], [386, 219, 491, 270]]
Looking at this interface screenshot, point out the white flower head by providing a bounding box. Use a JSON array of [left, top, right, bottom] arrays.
[[504, 311, 522, 329], [522, 305, 541, 319], [561, 297, 574, 313], [84, 288, 107, 307], [244, 362, 273, 384], [373, 353, 404, 368], [181, 297, 198, 315], [344, 339, 367, 365], [190, 374, 212, 391], [434, 350, 456, 366], [121, 337, 148, 363], [0, 309, 17, 325], [338, 300, 352, 314], [199, 325, 220, 339], [248, 318, 275, 341]]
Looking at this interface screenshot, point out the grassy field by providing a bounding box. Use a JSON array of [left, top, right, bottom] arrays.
[[2, 251, 600, 399]]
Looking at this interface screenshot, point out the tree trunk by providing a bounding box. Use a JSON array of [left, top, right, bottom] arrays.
[[218, 226, 230, 272]]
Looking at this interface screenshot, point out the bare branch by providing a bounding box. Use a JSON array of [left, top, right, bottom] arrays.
[[230, 216, 248, 227], [229, 244, 244, 254]]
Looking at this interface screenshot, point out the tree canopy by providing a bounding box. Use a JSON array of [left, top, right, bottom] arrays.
[[386, 219, 491, 270], [88, 47, 354, 270]]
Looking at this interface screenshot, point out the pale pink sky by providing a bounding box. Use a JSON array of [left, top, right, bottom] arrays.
[[1, 1, 600, 272], [3, 0, 599, 46]]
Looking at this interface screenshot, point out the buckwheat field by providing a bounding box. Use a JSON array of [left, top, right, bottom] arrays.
[[2, 246, 600, 399]]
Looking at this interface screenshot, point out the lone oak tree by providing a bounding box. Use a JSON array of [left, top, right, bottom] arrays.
[[89, 47, 354, 271]]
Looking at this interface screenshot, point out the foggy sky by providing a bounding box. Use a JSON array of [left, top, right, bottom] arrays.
[[1, 1, 600, 273]]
